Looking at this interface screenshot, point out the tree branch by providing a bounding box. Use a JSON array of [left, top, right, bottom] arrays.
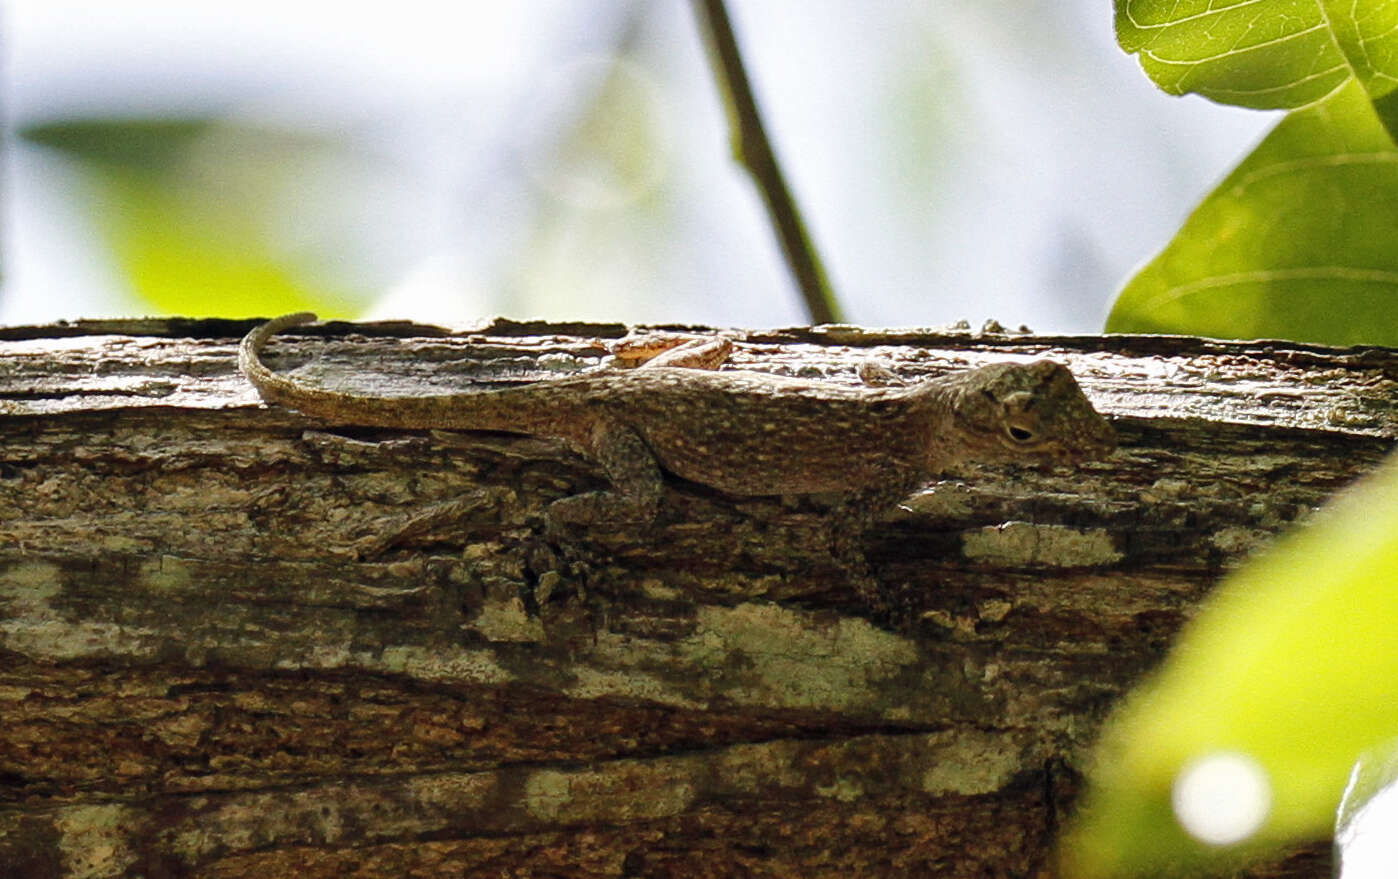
[[691, 0, 842, 324], [1, 315, 1384, 877]]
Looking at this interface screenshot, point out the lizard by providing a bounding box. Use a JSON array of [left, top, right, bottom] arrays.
[[238, 312, 1116, 531]]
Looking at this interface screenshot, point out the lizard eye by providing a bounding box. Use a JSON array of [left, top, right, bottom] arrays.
[[1006, 424, 1036, 443]]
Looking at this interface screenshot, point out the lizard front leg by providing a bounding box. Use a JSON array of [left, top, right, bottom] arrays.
[[545, 422, 664, 530], [351, 423, 663, 557], [826, 474, 928, 625]]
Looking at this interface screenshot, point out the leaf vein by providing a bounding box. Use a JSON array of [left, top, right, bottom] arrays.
[[1137, 21, 1328, 65], [1122, 0, 1268, 33], [1141, 266, 1398, 315], [1228, 152, 1398, 197]]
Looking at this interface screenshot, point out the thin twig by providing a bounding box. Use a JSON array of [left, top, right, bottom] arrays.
[[691, 0, 843, 324]]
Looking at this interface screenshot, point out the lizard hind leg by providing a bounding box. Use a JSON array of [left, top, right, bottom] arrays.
[[544, 424, 665, 532]]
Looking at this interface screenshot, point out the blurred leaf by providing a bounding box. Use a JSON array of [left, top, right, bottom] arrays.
[[1060, 454, 1398, 877], [23, 119, 216, 172], [21, 117, 377, 318], [93, 169, 330, 318], [1105, 80, 1398, 346]]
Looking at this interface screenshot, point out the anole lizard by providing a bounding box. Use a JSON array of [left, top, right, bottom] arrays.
[[239, 313, 1115, 529]]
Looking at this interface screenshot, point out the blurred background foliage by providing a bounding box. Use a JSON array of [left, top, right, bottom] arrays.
[[22, 119, 379, 318], [3, 0, 1270, 328]]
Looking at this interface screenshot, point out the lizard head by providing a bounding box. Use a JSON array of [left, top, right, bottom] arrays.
[[945, 360, 1116, 466]]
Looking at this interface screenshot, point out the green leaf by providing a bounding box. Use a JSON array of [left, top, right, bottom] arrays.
[[1060, 454, 1398, 877], [1106, 80, 1398, 346], [1117, 0, 1398, 138], [1321, 0, 1398, 102], [1115, 0, 1350, 110]]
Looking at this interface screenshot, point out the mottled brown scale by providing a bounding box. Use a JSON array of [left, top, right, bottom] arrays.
[[240, 313, 1115, 526]]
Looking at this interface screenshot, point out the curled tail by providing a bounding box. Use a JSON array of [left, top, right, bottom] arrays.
[[238, 311, 320, 401], [238, 311, 381, 421], [238, 312, 591, 437]]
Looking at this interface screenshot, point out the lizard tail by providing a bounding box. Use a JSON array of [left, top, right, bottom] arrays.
[[238, 312, 318, 391], [238, 312, 584, 437], [241, 311, 437, 427]]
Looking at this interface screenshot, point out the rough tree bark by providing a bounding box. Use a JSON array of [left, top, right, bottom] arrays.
[[2, 315, 1394, 878]]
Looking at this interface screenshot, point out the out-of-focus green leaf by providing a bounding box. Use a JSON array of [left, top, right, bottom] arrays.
[[23, 120, 216, 172], [93, 169, 329, 318], [20, 118, 375, 318], [1060, 454, 1398, 878], [1105, 80, 1398, 346]]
